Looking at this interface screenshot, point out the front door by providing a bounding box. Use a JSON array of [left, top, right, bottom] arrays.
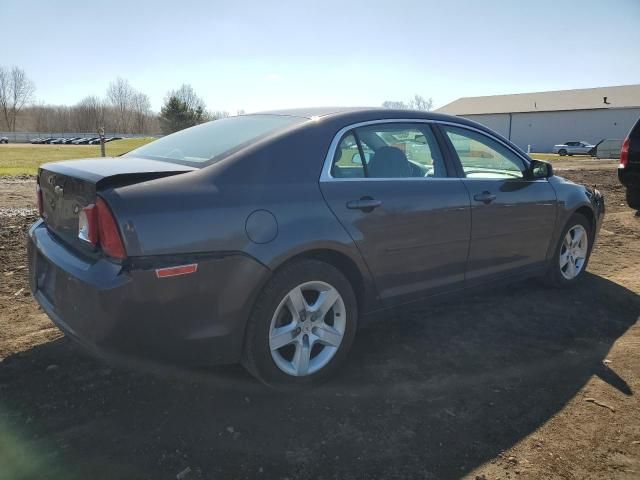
[[439, 124, 558, 282], [320, 122, 471, 306]]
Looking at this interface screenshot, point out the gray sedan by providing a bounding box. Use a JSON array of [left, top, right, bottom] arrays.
[[27, 108, 605, 388], [552, 141, 596, 156]]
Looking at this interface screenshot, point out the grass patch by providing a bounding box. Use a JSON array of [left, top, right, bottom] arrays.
[[530, 153, 562, 161], [0, 138, 155, 176]]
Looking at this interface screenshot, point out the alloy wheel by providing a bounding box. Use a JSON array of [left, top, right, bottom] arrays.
[[268, 281, 346, 376], [559, 224, 588, 280]]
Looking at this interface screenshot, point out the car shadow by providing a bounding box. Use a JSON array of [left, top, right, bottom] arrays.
[[0, 273, 638, 479]]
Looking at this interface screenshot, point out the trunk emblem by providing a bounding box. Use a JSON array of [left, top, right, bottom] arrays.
[[54, 185, 64, 196]]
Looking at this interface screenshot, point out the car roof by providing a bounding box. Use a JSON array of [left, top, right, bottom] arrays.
[[245, 107, 486, 130], [251, 106, 463, 123]]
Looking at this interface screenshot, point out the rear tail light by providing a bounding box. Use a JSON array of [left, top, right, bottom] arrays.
[[96, 198, 126, 259], [36, 184, 43, 217], [619, 137, 630, 168], [77, 197, 127, 259]]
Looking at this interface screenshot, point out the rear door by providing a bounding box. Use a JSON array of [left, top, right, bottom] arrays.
[[320, 121, 471, 306], [438, 123, 557, 282]]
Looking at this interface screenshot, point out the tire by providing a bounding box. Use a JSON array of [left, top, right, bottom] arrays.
[[242, 259, 358, 389], [558, 149, 567, 156], [626, 188, 640, 210], [543, 213, 592, 288]]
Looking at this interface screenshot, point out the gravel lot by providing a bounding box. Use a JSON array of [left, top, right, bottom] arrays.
[[1, 159, 638, 479]]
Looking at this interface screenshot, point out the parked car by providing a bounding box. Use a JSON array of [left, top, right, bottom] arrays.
[[552, 141, 596, 156], [28, 108, 605, 388], [30, 138, 44, 144], [50, 138, 68, 144], [618, 118, 640, 212], [88, 138, 105, 145], [64, 137, 82, 144], [73, 137, 97, 145], [40, 137, 58, 144], [105, 136, 123, 142], [0, 136, 8, 144]]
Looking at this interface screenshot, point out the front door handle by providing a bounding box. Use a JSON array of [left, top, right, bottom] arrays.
[[473, 191, 497, 204], [346, 197, 382, 212]]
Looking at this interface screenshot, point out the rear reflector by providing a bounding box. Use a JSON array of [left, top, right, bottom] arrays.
[[619, 137, 630, 168], [155, 264, 198, 278]]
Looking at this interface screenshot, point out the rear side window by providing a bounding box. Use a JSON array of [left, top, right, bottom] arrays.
[[331, 123, 446, 179], [126, 115, 304, 166], [331, 133, 365, 178]]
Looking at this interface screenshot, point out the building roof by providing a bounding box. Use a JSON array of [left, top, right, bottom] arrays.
[[436, 84, 640, 115]]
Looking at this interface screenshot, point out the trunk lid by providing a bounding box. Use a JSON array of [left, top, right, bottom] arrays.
[[39, 156, 196, 251]]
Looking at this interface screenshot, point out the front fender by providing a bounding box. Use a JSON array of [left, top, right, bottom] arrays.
[[546, 176, 604, 259]]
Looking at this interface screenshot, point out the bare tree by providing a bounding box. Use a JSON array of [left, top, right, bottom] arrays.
[[0, 66, 36, 131], [131, 92, 152, 134], [382, 100, 408, 110], [106, 77, 135, 133], [75, 96, 106, 132], [382, 95, 433, 111], [408, 94, 433, 111]]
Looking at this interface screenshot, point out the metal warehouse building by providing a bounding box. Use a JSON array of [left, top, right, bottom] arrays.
[[436, 84, 640, 153]]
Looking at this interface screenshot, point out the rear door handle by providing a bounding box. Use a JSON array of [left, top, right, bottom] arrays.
[[346, 197, 382, 212], [473, 191, 497, 204]]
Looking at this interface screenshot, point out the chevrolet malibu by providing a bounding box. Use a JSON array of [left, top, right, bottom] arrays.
[[28, 108, 605, 388]]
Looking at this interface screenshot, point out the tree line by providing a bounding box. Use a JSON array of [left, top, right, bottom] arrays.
[[0, 66, 237, 135], [0, 65, 434, 136]]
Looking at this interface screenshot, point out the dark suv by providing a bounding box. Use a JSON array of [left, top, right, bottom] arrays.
[[619, 118, 640, 212]]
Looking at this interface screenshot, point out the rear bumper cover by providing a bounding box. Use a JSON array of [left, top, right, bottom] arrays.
[[28, 220, 270, 366]]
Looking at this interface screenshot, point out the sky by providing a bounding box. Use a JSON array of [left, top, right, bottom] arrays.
[[3, 0, 639, 113]]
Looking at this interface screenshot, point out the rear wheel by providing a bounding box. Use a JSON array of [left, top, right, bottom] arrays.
[[543, 213, 592, 287], [558, 149, 567, 156], [626, 187, 640, 210], [242, 259, 358, 389]]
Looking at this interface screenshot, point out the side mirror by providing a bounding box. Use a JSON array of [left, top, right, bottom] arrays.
[[528, 159, 553, 179]]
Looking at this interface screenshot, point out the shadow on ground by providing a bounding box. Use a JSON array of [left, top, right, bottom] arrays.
[[1, 273, 638, 479]]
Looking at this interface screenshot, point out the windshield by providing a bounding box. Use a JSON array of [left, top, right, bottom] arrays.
[[125, 114, 305, 166]]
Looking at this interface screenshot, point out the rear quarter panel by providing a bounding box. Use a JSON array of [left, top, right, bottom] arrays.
[[103, 122, 381, 313]]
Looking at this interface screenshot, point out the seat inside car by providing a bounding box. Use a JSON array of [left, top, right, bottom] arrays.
[[367, 146, 411, 178]]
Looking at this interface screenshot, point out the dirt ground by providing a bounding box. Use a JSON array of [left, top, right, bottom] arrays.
[[0, 160, 639, 480]]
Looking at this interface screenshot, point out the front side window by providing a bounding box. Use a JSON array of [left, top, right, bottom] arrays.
[[127, 114, 304, 167], [443, 126, 525, 179], [331, 123, 446, 179]]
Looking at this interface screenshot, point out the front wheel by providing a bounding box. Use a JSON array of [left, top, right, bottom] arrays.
[[543, 213, 592, 287], [242, 259, 358, 389], [558, 149, 567, 156]]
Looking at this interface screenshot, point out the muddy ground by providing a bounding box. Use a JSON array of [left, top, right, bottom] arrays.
[[0, 161, 639, 479]]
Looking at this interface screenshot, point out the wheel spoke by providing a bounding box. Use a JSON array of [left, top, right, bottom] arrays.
[[286, 286, 307, 320], [309, 287, 340, 319], [564, 232, 572, 249], [269, 322, 298, 351], [572, 228, 584, 247], [313, 323, 343, 347], [559, 249, 570, 267], [292, 338, 311, 375], [567, 258, 576, 278]]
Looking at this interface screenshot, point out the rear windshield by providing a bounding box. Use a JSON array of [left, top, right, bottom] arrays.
[[125, 114, 305, 166]]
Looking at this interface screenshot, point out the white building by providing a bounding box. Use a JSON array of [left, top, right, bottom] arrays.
[[436, 84, 640, 153]]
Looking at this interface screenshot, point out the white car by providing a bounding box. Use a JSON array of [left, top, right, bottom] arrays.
[[553, 141, 596, 156]]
